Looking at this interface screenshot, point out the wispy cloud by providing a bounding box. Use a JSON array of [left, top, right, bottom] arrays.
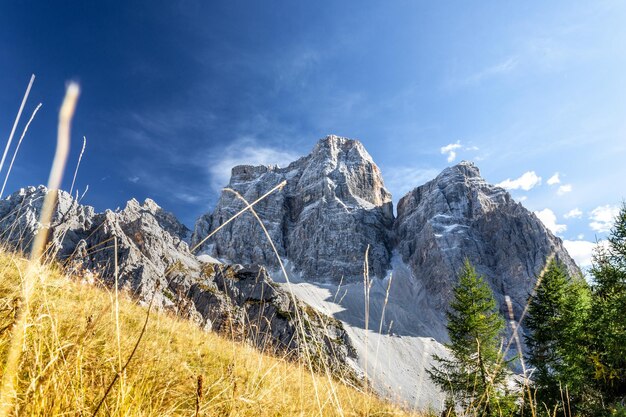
[[589, 204, 620, 233], [446, 56, 518, 89], [547, 172, 561, 185], [557, 184, 573, 195], [440, 141, 479, 163], [497, 171, 542, 191], [207, 137, 300, 192], [564, 208, 582, 219], [440, 142, 462, 163]]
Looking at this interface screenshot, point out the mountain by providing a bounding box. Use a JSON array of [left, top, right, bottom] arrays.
[[394, 161, 579, 334], [0, 186, 358, 379], [192, 135, 580, 408], [193, 135, 394, 282], [0, 135, 582, 411], [196, 136, 579, 335]]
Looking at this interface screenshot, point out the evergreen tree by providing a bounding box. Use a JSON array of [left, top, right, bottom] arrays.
[[525, 260, 570, 405], [589, 203, 626, 406], [429, 259, 513, 416], [524, 260, 592, 413]]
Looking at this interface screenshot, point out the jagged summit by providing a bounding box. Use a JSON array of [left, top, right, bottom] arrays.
[[197, 136, 580, 334], [394, 158, 578, 329], [193, 135, 394, 282], [310, 135, 375, 168], [398, 160, 510, 221]]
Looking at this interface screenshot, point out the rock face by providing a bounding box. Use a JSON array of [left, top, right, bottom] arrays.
[[0, 186, 357, 378], [393, 162, 580, 335], [193, 135, 394, 282], [195, 137, 580, 339]]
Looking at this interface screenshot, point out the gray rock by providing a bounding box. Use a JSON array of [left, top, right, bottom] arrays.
[[196, 139, 581, 341], [193, 135, 394, 283], [0, 185, 358, 379], [393, 161, 580, 336]]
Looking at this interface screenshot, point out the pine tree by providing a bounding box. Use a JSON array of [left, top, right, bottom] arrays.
[[589, 203, 626, 405], [428, 259, 513, 416], [525, 260, 569, 405], [524, 260, 592, 412]]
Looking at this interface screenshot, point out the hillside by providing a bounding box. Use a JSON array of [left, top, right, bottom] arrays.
[[0, 249, 419, 416]]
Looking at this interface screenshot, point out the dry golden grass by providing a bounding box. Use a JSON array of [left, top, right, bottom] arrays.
[[0, 249, 422, 417]]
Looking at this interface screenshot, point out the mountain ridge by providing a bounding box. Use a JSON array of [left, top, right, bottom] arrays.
[[0, 134, 582, 411]]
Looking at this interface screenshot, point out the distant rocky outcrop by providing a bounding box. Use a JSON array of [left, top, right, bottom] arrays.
[[0, 186, 358, 379], [193, 135, 394, 282]]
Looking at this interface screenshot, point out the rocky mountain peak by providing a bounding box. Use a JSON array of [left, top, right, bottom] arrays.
[[397, 161, 510, 222], [394, 160, 579, 335], [310, 135, 371, 165], [441, 160, 481, 179], [193, 135, 394, 282]]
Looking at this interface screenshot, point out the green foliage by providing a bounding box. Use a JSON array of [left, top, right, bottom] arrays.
[[523, 203, 626, 415], [429, 259, 515, 416], [524, 260, 592, 413], [589, 203, 626, 406]]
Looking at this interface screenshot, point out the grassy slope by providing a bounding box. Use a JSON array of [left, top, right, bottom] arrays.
[[0, 249, 420, 416]]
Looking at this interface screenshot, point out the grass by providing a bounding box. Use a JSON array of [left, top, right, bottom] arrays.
[[0, 248, 422, 416]]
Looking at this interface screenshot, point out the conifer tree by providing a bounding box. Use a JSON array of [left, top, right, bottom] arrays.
[[589, 203, 626, 405], [524, 260, 592, 412], [525, 260, 569, 404], [429, 259, 513, 416]]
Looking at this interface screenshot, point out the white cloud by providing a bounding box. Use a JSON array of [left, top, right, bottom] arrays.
[[563, 239, 611, 271], [535, 208, 567, 235], [497, 171, 542, 191], [589, 204, 620, 233], [208, 137, 300, 192], [440, 142, 462, 163], [440, 141, 479, 163], [564, 208, 583, 219], [383, 167, 439, 202], [517, 196, 528, 202], [128, 176, 140, 184], [563, 240, 597, 269], [577, 234, 584, 240], [547, 172, 560, 185], [557, 184, 572, 196]]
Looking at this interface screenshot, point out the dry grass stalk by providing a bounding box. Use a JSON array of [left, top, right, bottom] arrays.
[[363, 245, 371, 386], [222, 187, 331, 416], [195, 374, 203, 417], [0, 82, 79, 417], [0, 74, 35, 180], [189, 180, 287, 253], [91, 284, 158, 417], [31, 82, 80, 260], [373, 273, 393, 382], [69, 136, 86, 196], [0, 102, 42, 199]]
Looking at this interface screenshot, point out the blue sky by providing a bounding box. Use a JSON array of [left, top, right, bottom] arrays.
[[1, 1, 625, 268]]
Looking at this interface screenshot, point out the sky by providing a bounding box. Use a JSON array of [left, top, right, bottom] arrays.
[[1, 1, 625, 270]]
